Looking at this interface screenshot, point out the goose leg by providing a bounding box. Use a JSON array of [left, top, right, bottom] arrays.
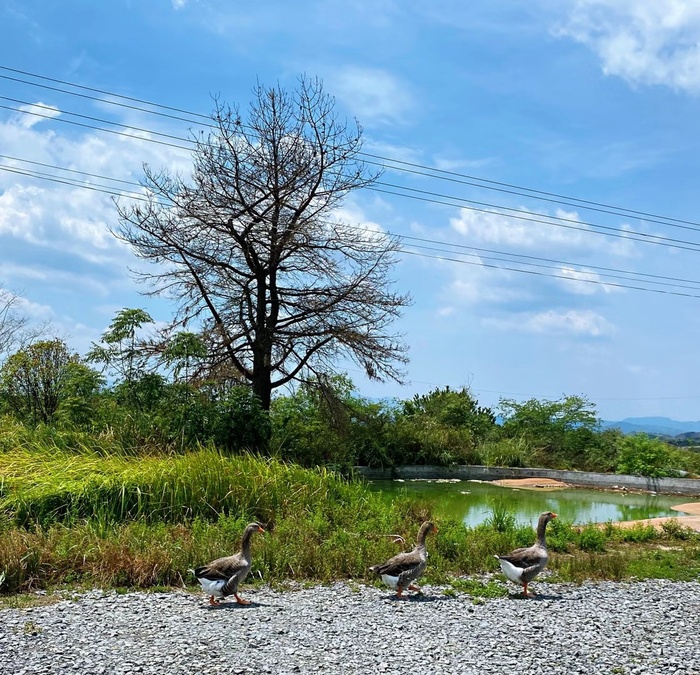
[[209, 596, 220, 606], [395, 585, 406, 599], [235, 593, 251, 606]]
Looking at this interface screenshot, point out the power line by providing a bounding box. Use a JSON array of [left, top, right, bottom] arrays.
[[399, 241, 700, 292], [369, 186, 700, 254], [0, 153, 144, 188], [0, 65, 211, 120], [399, 249, 700, 300], [361, 151, 700, 229], [6, 101, 700, 255], [4, 160, 700, 299], [395, 232, 700, 286], [3, 63, 700, 230], [0, 96, 195, 145], [6, 154, 700, 291]]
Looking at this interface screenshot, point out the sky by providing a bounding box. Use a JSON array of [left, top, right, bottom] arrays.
[[2, 0, 700, 421]]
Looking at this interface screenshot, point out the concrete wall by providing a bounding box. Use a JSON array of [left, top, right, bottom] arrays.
[[354, 465, 700, 496]]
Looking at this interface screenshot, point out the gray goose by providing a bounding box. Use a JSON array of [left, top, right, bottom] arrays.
[[495, 511, 557, 597], [193, 522, 264, 606], [369, 521, 438, 598]]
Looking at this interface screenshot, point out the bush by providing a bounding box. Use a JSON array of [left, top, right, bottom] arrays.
[[616, 434, 681, 478], [577, 525, 607, 552], [477, 437, 533, 467]]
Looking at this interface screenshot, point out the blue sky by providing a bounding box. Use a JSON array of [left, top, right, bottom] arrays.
[[2, 0, 700, 420]]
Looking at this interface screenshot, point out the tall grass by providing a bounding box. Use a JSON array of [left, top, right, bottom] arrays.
[[0, 445, 395, 528], [0, 442, 698, 595]]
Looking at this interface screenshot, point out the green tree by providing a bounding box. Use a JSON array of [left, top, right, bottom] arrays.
[[55, 361, 105, 428], [87, 308, 154, 384], [616, 434, 681, 478], [162, 331, 207, 384], [403, 387, 496, 440], [0, 339, 77, 424], [498, 395, 599, 466]]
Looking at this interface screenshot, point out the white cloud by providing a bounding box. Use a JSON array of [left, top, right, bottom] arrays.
[[448, 270, 531, 305], [0, 108, 191, 263], [331, 66, 415, 126], [557, 267, 621, 295], [449, 205, 637, 257], [12, 102, 60, 129], [556, 0, 700, 93], [485, 309, 615, 337], [13, 294, 55, 321]]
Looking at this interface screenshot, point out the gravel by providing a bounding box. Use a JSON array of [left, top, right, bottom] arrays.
[[1, 579, 699, 674]]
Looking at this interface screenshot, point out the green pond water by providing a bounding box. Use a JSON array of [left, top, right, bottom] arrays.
[[368, 479, 700, 528]]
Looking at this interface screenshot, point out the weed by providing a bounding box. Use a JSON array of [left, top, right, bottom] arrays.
[[660, 519, 696, 541], [22, 620, 42, 635], [449, 578, 508, 599], [484, 500, 516, 532], [578, 525, 607, 553], [0, 444, 697, 595]]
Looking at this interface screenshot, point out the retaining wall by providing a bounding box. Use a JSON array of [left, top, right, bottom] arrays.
[[354, 465, 700, 496]]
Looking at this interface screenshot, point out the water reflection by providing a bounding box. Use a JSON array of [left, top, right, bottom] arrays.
[[368, 479, 700, 527]]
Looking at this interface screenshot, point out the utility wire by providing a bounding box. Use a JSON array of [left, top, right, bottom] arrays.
[[6, 101, 700, 255], [395, 232, 700, 286], [3, 64, 700, 230], [7, 153, 700, 288], [369, 186, 700, 254], [375, 180, 700, 243], [399, 249, 700, 300], [4, 161, 700, 298]]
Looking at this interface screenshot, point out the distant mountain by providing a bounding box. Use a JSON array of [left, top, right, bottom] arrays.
[[600, 416, 700, 436]]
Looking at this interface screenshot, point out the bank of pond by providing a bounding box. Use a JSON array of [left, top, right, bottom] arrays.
[[0, 448, 699, 596]]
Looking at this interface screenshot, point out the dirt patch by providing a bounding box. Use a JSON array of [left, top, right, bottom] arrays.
[[602, 516, 700, 533], [671, 502, 700, 516], [491, 477, 569, 490]]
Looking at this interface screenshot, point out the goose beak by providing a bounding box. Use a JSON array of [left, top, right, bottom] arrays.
[[258, 525, 265, 533], [552, 513, 558, 518]]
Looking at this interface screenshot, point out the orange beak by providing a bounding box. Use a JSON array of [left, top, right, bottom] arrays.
[[552, 513, 558, 518], [258, 525, 265, 533]]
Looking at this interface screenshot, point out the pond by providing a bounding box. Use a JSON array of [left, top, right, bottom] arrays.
[[367, 479, 700, 527]]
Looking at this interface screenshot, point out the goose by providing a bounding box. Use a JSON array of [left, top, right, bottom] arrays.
[[369, 521, 438, 599], [495, 511, 557, 597], [193, 522, 264, 606]]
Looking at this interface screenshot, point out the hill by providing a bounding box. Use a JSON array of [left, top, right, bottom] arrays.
[[600, 417, 700, 436]]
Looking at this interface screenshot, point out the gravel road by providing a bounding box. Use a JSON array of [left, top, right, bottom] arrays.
[[1, 579, 699, 674]]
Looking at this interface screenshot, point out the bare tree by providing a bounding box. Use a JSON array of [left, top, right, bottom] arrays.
[[114, 77, 410, 410], [0, 287, 49, 363]]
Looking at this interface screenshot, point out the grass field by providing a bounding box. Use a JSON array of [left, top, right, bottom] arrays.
[[0, 440, 698, 596]]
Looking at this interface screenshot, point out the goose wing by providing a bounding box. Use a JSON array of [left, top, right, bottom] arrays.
[[194, 553, 247, 581], [372, 549, 423, 577], [497, 545, 545, 570]]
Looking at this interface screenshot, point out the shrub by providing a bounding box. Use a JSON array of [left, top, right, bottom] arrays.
[[577, 525, 607, 552], [616, 434, 681, 478]]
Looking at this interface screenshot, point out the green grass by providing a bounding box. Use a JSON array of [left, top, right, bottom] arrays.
[[0, 440, 698, 596], [447, 578, 509, 598]]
